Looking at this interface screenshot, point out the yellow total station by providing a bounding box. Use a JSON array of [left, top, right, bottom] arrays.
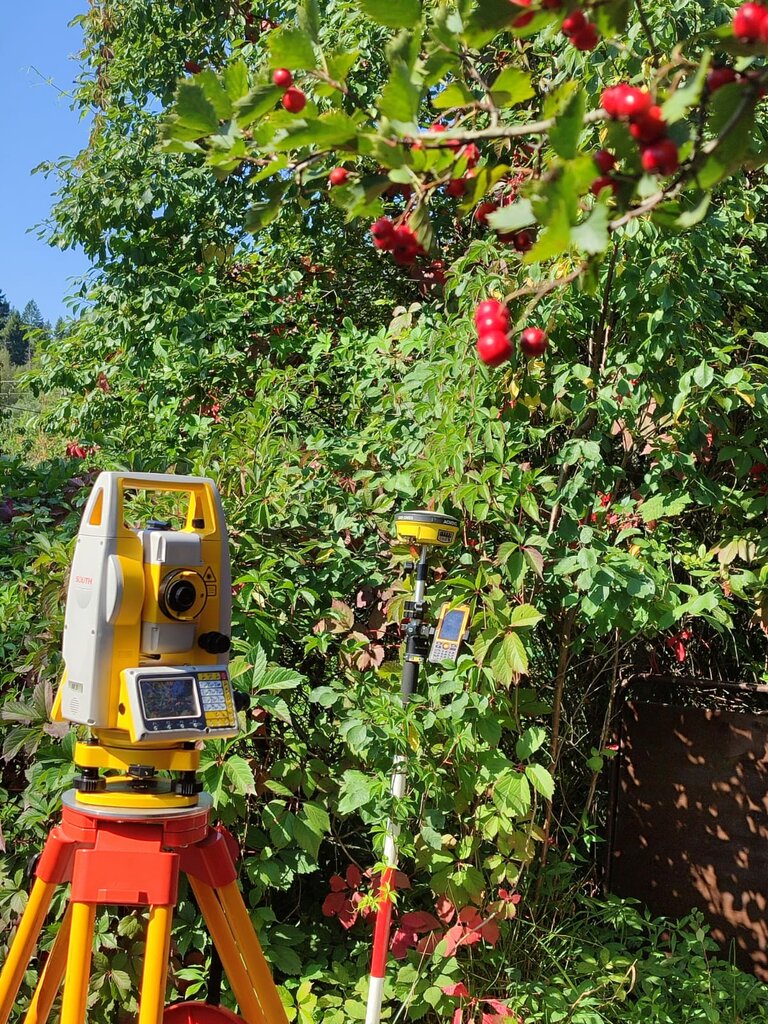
[[52, 472, 239, 809]]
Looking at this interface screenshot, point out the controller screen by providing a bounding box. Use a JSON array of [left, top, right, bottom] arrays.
[[438, 610, 465, 642], [139, 676, 199, 719]]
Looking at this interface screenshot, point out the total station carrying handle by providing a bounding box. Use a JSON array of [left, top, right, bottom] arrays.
[[77, 472, 226, 542]]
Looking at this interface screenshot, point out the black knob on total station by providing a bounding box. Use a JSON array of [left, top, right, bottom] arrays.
[[198, 631, 231, 654]]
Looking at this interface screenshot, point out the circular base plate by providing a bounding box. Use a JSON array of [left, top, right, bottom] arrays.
[[164, 1004, 245, 1024], [62, 789, 212, 819]]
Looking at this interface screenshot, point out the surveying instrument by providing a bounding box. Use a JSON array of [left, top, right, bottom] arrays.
[[0, 473, 288, 1024], [365, 510, 469, 1024]]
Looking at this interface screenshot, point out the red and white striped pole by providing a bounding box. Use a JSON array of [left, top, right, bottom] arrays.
[[365, 544, 430, 1024]]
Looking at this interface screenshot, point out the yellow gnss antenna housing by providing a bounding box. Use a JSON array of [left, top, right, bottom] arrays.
[[52, 472, 239, 810]]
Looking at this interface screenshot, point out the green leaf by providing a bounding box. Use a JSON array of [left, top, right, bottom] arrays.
[[490, 68, 534, 108], [548, 84, 586, 160], [298, 0, 321, 41], [492, 769, 531, 817], [338, 769, 375, 815], [571, 201, 610, 254], [171, 79, 220, 136], [234, 84, 283, 128], [195, 70, 234, 120], [509, 603, 543, 629], [273, 111, 361, 150], [268, 26, 318, 70], [225, 755, 256, 795], [432, 81, 476, 111], [301, 801, 331, 835], [639, 492, 691, 523], [222, 60, 249, 103], [524, 202, 571, 264], [358, 0, 422, 28], [525, 763, 555, 800], [516, 726, 547, 760], [661, 52, 710, 124], [379, 62, 422, 124], [487, 199, 536, 233]]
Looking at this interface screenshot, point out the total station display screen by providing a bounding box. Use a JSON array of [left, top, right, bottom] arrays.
[[139, 676, 199, 720], [439, 609, 466, 642]]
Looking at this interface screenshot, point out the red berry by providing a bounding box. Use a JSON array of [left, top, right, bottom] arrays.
[[542, 0, 562, 7], [184, 60, 202, 75], [511, 0, 534, 28], [594, 149, 617, 173], [561, 9, 587, 36], [519, 327, 548, 357], [476, 311, 510, 335], [272, 68, 293, 88], [329, 167, 349, 186], [640, 138, 679, 175], [707, 67, 738, 93], [590, 176, 616, 196], [282, 87, 306, 113], [629, 105, 667, 143], [601, 84, 653, 119], [733, 2, 768, 40], [475, 300, 509, 327], [475, 201, 499, 225], [513, 229, 534, 252], [370, 217, 395, 249], [446, 178, 467, 198], [570, 23, 599, 50], [477, 331, 513, 367], [459, 143, 480, 167]]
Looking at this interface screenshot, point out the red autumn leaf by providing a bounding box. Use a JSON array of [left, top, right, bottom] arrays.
[[435, 895, 456, 923], [452, 1011, 464, 1024], [443, 924, 467, 957], [442, 982, 471, 998], [322, 892, 347, 916], [458, 906, 482, 927], [337, 898, 358, 929], [346, 864, 362, 889], [391, 927, 417, 959], [416, 931, 441, 954], [479, 919, 501, 946], [400, 910, 442, 933]]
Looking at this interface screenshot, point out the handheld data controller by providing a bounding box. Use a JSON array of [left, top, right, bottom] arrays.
[[52, 471, 238, 809], [428, 603, 471, 664]]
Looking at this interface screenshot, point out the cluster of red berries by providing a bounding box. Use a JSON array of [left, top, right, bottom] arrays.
[[590, 148, 619, 195], [272, 68, 306, 113], [601, 85, 679, 176], [369, 218, 425, 265], [733, 2, 768, 40], [474, 300, 548, 367], [561, 9, 600, 51]]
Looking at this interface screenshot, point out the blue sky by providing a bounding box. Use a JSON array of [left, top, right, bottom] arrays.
[[0, 3, 92, 324]]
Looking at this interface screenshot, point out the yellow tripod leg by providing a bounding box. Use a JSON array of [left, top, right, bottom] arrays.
[[0, 878, 57, 1024], [23, 904, 73, 1024], [218, 883, 289, 1024], [187, 878, 267, 1024], [60, 902, 96, 1024], [137, 906, 173, 1024]]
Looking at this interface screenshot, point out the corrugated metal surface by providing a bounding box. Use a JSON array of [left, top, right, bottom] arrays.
[[607, 691, 768, 978]]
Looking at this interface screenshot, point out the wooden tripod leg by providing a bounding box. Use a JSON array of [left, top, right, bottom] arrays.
[[187, 878, 267, 1024], [217, 883, 289, 1024], [0, 879, 58, 1024], [137, 906, 173, 1024], [60, 902, 96, 1024], [23, 904, 73, 1024]]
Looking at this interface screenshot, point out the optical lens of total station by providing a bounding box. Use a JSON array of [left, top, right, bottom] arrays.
[[167, 579, 197, 613]]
